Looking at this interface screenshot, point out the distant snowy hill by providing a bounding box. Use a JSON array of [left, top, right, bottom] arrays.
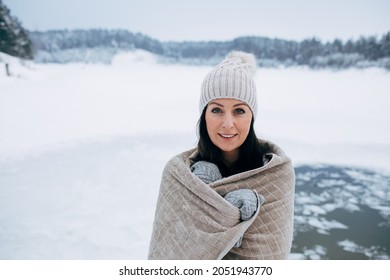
[[34, 48, 160, 65], [29, 29, 390, 69]]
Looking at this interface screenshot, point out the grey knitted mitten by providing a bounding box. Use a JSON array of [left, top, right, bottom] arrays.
[[224, 189, 264, 221], [224, 189, 265, 247], [191, 161, 223, 184]]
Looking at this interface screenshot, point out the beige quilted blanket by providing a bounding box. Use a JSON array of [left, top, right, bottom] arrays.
[[148, 139, 295, 260]]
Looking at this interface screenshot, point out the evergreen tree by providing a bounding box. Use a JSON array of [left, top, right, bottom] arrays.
[[379, 32, 390, 57], [0, 0, 33, 59]]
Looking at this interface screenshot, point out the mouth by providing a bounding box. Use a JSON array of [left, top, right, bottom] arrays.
[[218, 133, 238, 139]]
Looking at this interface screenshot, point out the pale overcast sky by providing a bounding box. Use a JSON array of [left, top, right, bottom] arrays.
[[4, 0, 390, 42]]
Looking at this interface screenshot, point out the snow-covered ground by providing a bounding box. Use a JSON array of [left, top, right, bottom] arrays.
[[0, 50, 389, 259]]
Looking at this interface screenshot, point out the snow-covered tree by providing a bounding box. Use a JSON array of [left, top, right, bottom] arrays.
[[0, 0, 33, 59]]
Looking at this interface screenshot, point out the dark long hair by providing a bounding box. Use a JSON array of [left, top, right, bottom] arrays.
[[194, 107, 270, 177]]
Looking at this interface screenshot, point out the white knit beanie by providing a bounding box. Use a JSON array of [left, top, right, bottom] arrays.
[[200, 51, 258, 119]]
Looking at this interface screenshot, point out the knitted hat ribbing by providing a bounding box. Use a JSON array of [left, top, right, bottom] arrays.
[[200, 51, 258, 118]]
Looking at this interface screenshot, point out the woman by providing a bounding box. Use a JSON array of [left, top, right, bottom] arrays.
[[148, 51, 295, 260]]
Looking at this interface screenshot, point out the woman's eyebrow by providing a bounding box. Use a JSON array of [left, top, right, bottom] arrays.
[[233, 103, 249, 107], [209, 101, 248, 107], [209, 101, 224, 107]]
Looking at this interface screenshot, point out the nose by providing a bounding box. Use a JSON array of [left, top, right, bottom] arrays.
[[221, 113, 234, 128]]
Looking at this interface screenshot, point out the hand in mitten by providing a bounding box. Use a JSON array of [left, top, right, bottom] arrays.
[[224, 189, 265, 221], [224, 189, 265, 247], [191, 161, 223, 184]]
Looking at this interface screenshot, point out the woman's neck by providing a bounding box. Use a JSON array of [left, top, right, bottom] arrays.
[[222, 149, 240, 167]]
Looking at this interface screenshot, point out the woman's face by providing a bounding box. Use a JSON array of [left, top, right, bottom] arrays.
[[205, 98, 253, 165]]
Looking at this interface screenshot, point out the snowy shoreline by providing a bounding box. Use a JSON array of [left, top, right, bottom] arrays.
[[1, 51, 389, 259]]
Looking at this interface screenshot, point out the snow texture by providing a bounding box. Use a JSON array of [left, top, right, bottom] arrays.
[[1, 50, 389, 259]]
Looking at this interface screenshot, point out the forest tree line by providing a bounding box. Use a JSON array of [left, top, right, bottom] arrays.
[[29, 29, 390, 69], [1, 0, 389, 69]]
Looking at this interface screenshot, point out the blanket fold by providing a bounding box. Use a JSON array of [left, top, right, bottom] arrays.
[[148, 139, 295, 260]]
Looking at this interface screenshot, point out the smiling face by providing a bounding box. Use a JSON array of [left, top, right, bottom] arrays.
[[205, 98, 253, 165]]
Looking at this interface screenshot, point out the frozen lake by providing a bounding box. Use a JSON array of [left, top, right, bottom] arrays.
[[1, 51, 389, 259]]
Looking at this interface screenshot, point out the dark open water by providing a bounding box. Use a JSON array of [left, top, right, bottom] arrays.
[[291, 165, 390, 259]]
